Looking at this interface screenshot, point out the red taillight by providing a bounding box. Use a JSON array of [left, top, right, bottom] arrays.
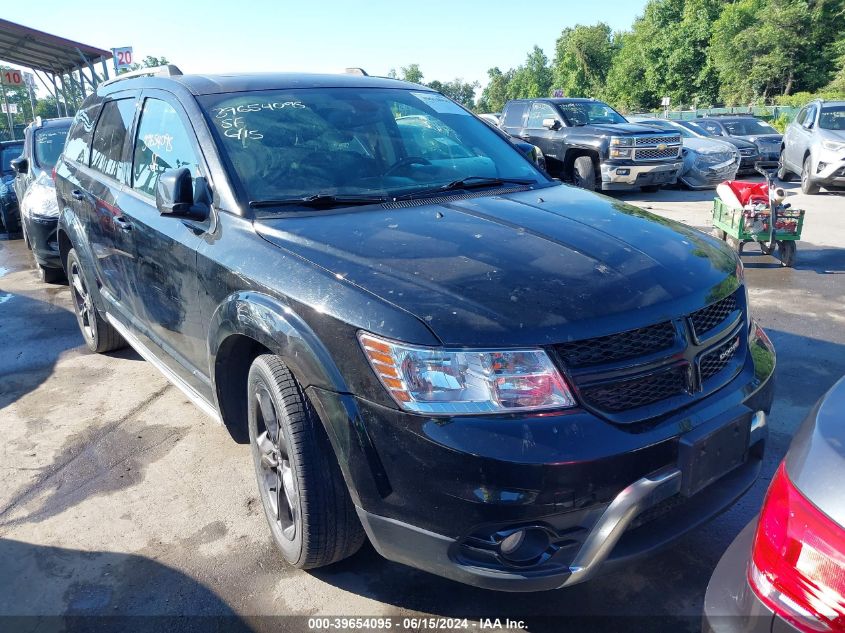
[[748, 462, 845, 632], [51, 167, 57, 182]]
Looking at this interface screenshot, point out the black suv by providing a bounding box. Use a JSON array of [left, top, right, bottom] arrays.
[[11, 116, 73, 282], [55, 69, 775, 591], [500, 98, 683, 192], [1, 139, 24, 234]]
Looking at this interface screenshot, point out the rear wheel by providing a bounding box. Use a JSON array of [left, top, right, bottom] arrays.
[[572, 156, 596, 192], [247, 354, 364, 569], [759, 241, 775, 255], [66, 248, 126, 353], [801, 156, 820, 195]]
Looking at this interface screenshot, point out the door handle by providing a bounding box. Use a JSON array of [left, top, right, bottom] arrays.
[[113, 215, 133, 231], [71, 189, 84, 201]]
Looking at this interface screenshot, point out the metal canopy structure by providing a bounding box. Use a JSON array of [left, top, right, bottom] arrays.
[[0, 18, 113, 133]]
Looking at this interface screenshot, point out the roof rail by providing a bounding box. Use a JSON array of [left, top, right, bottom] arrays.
[[102, 64, 183, 86], [344, 67, 369, 76]]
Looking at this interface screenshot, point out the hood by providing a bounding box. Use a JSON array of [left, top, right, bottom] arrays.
[[255, 185, 740, 347], [719, 137, 758, 151], [682, 137, 735, 155], [582, 122, 677, 136], [819, 128, 845, 142]]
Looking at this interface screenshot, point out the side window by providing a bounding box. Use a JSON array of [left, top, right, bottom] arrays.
[[803, 105, 817, 128], [526, 103, 557, 129], [795, 107, 808, 126], [132, 98, 200, 197], [502, 102, 529, 128], [64, 102, 103, 165], [90, 99, 136, 180]]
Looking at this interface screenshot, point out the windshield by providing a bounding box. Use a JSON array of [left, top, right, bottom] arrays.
[[819, 106, 845, 131], [557, 101, 626, 126], [721, 119, 778, 136], [34, 126, 71, 169], [637, 119, 694, 138], [676, 121, 709, 137], [1, 145, 23, 173], [199, 88, 547, 203]]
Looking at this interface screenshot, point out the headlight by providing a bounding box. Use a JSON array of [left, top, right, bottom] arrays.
[[609, 147, 633, 159], [359, 333, 576, 414], [821, 140, 845, 152]]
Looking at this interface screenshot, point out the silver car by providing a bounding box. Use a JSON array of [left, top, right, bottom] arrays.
[[703, 375, 845, 633], [630, 117, 739, 189], [780, 99, 845, 194]]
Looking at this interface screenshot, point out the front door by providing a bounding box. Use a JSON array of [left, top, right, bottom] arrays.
[[119, 92, 209, 389]]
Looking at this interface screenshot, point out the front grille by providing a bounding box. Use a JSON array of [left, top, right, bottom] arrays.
[[578, 365, 688, 412], [739, 148, 755, 156], [700, 334, 741, 382], [690, 293, 738, 338], [555, 321, 675, 368], [635, 135, 680, 146], [635, 147, 680, 160]]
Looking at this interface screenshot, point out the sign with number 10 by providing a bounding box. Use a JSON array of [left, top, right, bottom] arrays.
[[2, 69, 23, 86]]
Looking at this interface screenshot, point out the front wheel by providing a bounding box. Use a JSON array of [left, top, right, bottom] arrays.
[[778, 240, 796, 267], [66, 248, 126, 353], [247, 355, 364, 569], [572, 156, 597, 192], [777, 152, 793, 182], [801, 156, 820, 195]]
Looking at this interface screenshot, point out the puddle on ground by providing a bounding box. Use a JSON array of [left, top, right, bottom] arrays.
[[0, 292, 14, 304]]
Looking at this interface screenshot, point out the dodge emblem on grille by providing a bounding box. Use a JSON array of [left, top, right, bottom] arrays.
[[719, 337, 740, 362]]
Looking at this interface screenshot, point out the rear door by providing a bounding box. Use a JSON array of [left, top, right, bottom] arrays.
[[83, 96, 139, 310], [119, 90, 209, 387]]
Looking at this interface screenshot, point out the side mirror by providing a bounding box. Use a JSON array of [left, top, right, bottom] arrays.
[[155, 168, 208, 219], [542, 118, 561, 130], [803, 119, 814, 130], [10, 157, 27, 175]]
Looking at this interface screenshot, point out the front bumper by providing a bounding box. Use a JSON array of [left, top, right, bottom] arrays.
[[810, 150, 845, 187], [681, 159, 740, 190], [702, 521, 775, 633], [737, 155, 761, 174], [600, 160, 683, 190], [23, 214, 61, 268], [307, 327, 776, 591]]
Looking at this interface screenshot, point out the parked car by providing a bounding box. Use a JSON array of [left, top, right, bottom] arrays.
[[55, 69, 775, 591], [11, 117, 73, 282], [779, 99, 845, 195], [629, 117, 739, 189], [696, 115, 782, 162], [703, 375, 845, 633], [477, 113, 546, 171], [500, 97, 683, 192], [478, 113, 501, 126], [675, 120, 761, 175], [0, 139, 24, 234]]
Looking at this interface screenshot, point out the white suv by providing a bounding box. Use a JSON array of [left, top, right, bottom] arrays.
[[779, 100, 845, 194]]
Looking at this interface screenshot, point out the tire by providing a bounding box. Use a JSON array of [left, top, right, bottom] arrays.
[[247, 354, 364, 569], [801, 156, 820, 195], [759, 241, 775, 255], [778, 240, 796, 268], [66, 248, 126, 353], [777, 152, 793, 182], [640, 185, 661, 193], [572, 156, 597, 191]]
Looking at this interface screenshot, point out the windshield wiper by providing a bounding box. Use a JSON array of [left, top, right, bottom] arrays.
[[395, 176, 536, 200], [249, 193, 388, 209]]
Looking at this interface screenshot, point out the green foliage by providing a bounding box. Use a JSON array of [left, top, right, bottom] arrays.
[[477, 67, 514, 113], [428, 78, 480, 109], [507, 46, 554, 100], [119, 55, 171, 75], [551, 23, 616, 98]]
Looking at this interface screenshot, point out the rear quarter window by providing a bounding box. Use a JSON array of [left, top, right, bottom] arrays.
[[502, 103, 528, 128], [64, 102, 103, 165]]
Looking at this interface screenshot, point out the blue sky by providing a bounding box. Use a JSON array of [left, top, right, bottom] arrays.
[[4, 0, 648, 91]]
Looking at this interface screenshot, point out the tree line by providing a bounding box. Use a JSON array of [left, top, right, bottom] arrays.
[[394, 0, 845, 114]]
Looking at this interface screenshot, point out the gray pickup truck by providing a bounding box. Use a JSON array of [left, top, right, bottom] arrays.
[[500, 98, 683, 192]]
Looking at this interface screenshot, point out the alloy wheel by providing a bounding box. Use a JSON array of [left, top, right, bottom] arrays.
[[69, 261, 95, 342], [254, 384, 299, 541]]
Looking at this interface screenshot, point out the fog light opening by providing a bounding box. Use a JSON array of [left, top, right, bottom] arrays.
[[616, 168, 630, 176], [498, 528, 550, 564]]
